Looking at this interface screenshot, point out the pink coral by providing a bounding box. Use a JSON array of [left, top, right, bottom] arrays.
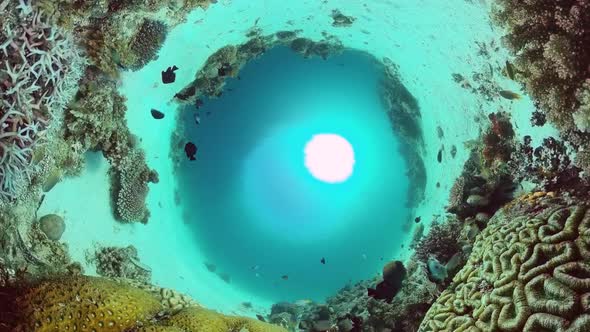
[[0, 1, 85, 200]]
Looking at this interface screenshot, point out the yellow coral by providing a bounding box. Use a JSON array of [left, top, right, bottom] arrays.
[[12, 276, 162, 332], [164, 307, 288, 332], [419, 197, 590, 331]]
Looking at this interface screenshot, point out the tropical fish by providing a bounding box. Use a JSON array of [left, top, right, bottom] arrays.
[[437, 149, 443, 163], [499, 90, 521, 100], [320, 257, 326, 264], [194, 113, 201, 125], [161, 65, 178, 84], [414, 216, 421, 223], [505, 60, 515, 80], [151, 109, 164, 119], [256, 314, 266, 322], [294, 299, 313, 306], [184, 142, 197, 161]]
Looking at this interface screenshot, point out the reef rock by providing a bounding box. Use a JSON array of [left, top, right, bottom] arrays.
[[38, 214, 66, 241], [419, 193, 590, 331], [94, 245, 151, 283]]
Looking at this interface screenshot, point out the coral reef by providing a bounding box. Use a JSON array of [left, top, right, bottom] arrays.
[[298, 260, 439, 331], [128, 19, 168, 70], [0, 0, 85, 201], [413, 217, 463, 266], [0, 275, 287, 331], [491, 0, 590, 131], [0, 275, 162, 331], [163, 307, 288, 332], [110, 149, 158, 223], [419, 194, 590, 331], [93, 245, 152, 283]]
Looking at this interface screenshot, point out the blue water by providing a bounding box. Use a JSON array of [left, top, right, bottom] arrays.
[[177, 46, 410, 301]]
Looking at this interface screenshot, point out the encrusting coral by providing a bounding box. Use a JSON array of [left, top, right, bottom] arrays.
[[0, 0, 85, 201], [419, 194, 590, 331], [0, 275, 288, 332]]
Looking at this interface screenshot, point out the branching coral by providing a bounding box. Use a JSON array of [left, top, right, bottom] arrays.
[[0, 0, 85, 201], [491, 0, 590, 131], [419, 194, 590, 331]]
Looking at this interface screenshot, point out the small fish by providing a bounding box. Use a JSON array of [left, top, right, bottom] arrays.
[[161, 65, 178, 84], [194, 113, 201, 125], [206, 111, 212, 117], [505, 61, 515, 80], [195, 99, 204, 109], [415, 216, 421, 223], [361, 254, 367, 260], [281, 275, 289, 280], [437, 149, 443, 163], [294, 299, 313, 306], [254, 17, 260, 25], [320, 257, 326, 264], [499, 90, 521, 100], [184, 142, 197, 161], [255, 272, 260, 278], [241, 302, 253, 309], [151, 109, 164, 119], [256, 314, 266, 322]]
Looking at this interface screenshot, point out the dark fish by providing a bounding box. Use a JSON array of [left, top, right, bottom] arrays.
[[161, 65, 179, 84], [151, 109, 164, 119], [195, 99, 204, 109], [242, 302, 253, 309], [194, 113, 201, 125], [204, 262, 217, 272], [281, 275, 289, 280], [218, 63, 232, 76], [256, 314, 266, 322], [437, 149, 443, 163], [499, 90, 521, 100], [321, 257, 326, 264], [505, 60, 515, 80], [174, 92, 189, 100], [184, 142, 197, 161], [414, 216, 421, 223], [436, 182, 440, 188], [206, 111, 212, 117]]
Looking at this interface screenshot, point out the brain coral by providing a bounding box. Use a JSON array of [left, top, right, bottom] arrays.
[[419, 194, 590, 331], [7, 275, 162, 332]]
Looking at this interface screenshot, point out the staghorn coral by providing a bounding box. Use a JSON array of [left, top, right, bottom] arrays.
[[491, 0, 590, 131], [110, 149, 158, 223], [0, 0, 85, 201], [0, 275, 162, 332], [419, 194, 590, 332]]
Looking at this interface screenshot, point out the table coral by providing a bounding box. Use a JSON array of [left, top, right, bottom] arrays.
[[419, 195, 590, 331], [0, 0, 85, 201]]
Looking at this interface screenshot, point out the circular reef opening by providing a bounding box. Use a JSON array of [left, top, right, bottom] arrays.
[[173, 35, 425, 302]]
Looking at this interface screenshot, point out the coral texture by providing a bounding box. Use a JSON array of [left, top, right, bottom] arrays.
[[419, 194, 590, 331], [163, 307, 288, 332], [0, 1, 85, 200], [491, 0, 590, 131], [94, 245, 152, 282], [129, 19, 168, 69], [111, 150, 157, 223], [3, 276, 162, 332]]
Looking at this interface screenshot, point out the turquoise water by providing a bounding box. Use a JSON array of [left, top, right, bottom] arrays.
[[177, 47, 409, 301]]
